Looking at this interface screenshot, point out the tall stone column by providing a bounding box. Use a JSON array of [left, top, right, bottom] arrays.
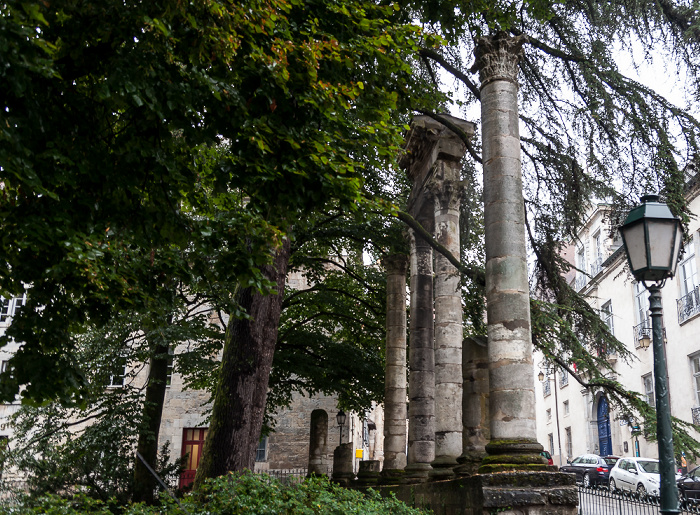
[[381, 254, 409, 483], [308, 409, 329, 476], [456, 335, 490, 476], [474, 32, 545, 472], [399, 115, 475, 482], [405, 225, 435, 482], [429, 156, 464, 479]]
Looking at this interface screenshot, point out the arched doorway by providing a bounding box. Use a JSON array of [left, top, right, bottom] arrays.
[[597, 396, 612, 456]]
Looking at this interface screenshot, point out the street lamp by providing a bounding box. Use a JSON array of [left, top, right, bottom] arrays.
[[538, 368, 563, 467], [620, 194, 683, 515], [336, 410, 346, 446]]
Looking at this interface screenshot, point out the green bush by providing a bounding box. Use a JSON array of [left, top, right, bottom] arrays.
[[0, 472, 428, 515]]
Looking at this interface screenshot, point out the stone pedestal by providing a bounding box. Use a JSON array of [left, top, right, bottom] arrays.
[[376, 471, 577, 515], [331, 443, 355, 486], [356, 460, 381, 487]]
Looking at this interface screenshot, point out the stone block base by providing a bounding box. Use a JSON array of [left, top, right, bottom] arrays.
[[376, 471, 577, 515]]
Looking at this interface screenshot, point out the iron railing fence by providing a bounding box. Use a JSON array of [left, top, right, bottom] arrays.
[[258, 468, 309, 485], [578, 485, 700, 515], [678, 287, 700, 324]]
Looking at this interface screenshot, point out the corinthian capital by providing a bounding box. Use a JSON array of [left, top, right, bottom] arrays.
[[472, 32, 528, 88]]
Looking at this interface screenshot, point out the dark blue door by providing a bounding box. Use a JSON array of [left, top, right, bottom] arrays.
[[597, 397, 612, 456]]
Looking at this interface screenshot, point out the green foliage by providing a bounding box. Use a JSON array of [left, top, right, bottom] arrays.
[[0, 473, 429, 514], [0, 0, 435, 406]]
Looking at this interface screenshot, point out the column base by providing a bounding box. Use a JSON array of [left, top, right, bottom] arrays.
[[403, 462, 432, 483], [429, 455, 458, 480], [478, 439, 552, 474], [455, 449, 486, 476], [379, 468, 407, 485]]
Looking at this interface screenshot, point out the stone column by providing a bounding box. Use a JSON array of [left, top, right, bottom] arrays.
[[456, 335, 490, 476], [381, 254, 409, 483], [404, 226, 435, 482], [429, 156, 464, 479], [308, 409, 329, 476], [474, 32, 545, 472]]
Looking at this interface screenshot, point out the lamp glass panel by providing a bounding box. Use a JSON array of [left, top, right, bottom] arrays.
[[622, 222, 648, 273], [648, 220, 679, 269], [671, 224, 683, 276]]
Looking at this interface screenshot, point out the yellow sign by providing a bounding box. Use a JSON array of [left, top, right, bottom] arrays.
[[355, 449, 364, 459]]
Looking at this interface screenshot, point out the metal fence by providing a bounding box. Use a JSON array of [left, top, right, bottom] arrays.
[[578, 485, 700, 515], [258, 468, 309, 485]]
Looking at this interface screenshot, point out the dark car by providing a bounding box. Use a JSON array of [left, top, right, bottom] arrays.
[[541, 450, 554, 466], [678, 466, 700, 499], [560, 454, 619, 486]]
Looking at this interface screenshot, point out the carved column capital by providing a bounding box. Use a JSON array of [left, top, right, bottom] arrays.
[[472, 32, 528, 88], [384, 254, 409, 276]]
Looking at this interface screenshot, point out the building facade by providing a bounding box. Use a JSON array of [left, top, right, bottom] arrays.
[[535, 184, 700, 468]]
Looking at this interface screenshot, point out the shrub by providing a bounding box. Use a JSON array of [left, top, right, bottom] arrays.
[[0, 472, 428, 515]]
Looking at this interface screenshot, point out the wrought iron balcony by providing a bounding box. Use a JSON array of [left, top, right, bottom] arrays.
[[677, 286, 700, 324], [575, 274, 588, 291], [693, 406, 700, 426], [590, 257, 603, 277], [633, 321, 651, 347], [542, 380, 551, 397]]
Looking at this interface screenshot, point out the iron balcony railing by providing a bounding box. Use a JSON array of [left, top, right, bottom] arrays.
[[575, 275, 588, 291], [590, 257, 603, 277], [633, 321, 651, 347], [632, 322, 667, 349], [692, 406, 700, 426], [678, 286, 700, 324]]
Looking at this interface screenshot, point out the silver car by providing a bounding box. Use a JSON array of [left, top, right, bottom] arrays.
[[609, 457, 661, 496]]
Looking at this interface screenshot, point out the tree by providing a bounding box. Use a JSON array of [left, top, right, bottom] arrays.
[[399, 0, 700, 456]]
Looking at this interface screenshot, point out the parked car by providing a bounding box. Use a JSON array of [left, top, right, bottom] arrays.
[[609, 457, 662, 496], [560, 454, 619, 486], [677, 466, 700, 499], [540, 450, 554, 466]]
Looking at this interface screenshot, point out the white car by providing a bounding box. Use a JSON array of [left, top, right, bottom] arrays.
[[609, 457, 662, 496]]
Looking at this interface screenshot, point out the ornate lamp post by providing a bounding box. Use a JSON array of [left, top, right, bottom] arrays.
[[336, 410, 347, 446], [620, 194, 683, 515]]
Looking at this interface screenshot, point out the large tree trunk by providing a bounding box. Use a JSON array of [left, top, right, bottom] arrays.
[[194, 238, 291, 484], [132, 339, 170, 504]]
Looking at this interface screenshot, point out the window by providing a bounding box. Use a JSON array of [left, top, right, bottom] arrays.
[[692, 355, 700, 405], [559, 368, 569, 387], [166, 350, 174, 387], [680, 240, 698, 297], [180, 428, 208, 489], [563, 400, 570, 416], [107, 356, 127, 388], [592, 231, 603, 275], [546, 408, 552, 422], [548, 433, 554, 456], [543, 377, 551, 397], [0, 294, 26, 323], [565, 427, 572, 458], [679, 240, 700, 323], [576, 246, 588, 289], [601, 301, 614, 335], [255, 436, 268, 462], [643, 373, 655, 408]]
